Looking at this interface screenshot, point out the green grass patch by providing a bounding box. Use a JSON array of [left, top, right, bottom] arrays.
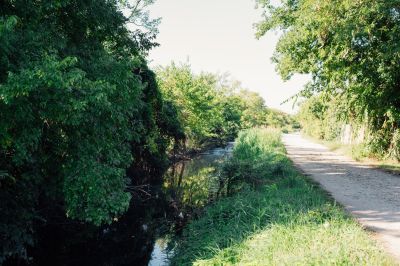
[[221, 128, 293, 193], [171, 128, 395, 265]]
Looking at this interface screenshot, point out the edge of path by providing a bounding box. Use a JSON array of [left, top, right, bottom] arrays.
[[282, 133, 400, 263]]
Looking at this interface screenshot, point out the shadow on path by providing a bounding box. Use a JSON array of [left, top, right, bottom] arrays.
[[283, 133, 400, 261]]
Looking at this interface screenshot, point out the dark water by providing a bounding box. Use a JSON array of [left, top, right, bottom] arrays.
[[148, 143, 234, 266], [13, 143, 233, 266]]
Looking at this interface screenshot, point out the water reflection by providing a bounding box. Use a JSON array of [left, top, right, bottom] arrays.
[[7, 144, 233, 266], [148, 238, 173, 266], [148, 142, 233, 266], [168, 144, 233, 212]]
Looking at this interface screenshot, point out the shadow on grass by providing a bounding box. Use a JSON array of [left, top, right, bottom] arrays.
[[171, 129, 395, 265], [171, 171, 394, 265], [172, 173, 337, 264]]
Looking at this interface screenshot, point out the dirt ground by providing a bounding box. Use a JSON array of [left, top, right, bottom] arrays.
[[283, 133, 400, 262]]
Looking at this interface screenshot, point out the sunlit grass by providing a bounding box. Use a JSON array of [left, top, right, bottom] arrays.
[[171, 128, 395, 265]]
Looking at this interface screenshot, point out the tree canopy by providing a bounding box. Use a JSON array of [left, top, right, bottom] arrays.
[[0, 0, 181, 262], [256, 0, 400, 158], [156, 63, 296, 150]]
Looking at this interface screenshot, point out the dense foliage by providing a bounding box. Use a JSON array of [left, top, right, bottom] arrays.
[[156, 63, 296, 150], [0, 0, 181, 262], [297, 94, 343, 141], [256, 0, 400, 160], [222, 128, 290, 194], [0, 1, 298, 263], [297, 93, 400, 160]]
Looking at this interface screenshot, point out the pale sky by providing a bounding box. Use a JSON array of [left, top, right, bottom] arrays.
[[147, 0, 310, 114]]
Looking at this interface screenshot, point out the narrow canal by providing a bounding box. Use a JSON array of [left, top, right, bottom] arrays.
[[148, 142, 234, 265], [18, 143, 233, 266]]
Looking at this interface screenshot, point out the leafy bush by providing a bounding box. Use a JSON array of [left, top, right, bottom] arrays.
[[299, 94, 400, 162], [297, 94, 342, 142]]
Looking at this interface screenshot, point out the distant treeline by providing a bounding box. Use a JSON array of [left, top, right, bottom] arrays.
[[156, 63, 298, 152], [0, 0, 295, 263], [256, 0, 400, 161]]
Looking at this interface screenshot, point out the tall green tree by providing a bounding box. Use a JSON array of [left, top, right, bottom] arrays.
[[156, 63, 224, 149], [0, 0, 181, 262], [256, 0, 400, 157], [156, 63, 296, 150]]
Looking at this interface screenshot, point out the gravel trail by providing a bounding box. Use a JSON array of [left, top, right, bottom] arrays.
[[283, 133, 400, 262]]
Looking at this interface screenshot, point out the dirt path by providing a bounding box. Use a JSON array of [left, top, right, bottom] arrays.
[[283, 133, 400, 262]]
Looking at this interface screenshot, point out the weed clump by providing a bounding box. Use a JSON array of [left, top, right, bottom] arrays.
[[221, 128, 293, 194]]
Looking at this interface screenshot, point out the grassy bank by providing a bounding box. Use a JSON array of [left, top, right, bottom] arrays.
[[171, 128, 395, 265]]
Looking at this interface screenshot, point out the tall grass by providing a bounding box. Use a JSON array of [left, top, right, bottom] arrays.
[[171, 128, 394, 265], [233, 128, 284, 160], [221, 128, 294, 194]]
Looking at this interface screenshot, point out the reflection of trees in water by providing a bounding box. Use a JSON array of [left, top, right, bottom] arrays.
[[163, 153, 229, 219], [8, 149, 231, 266]]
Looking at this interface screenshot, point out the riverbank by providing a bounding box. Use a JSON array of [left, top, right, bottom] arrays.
[[170, 128, 395, 265]]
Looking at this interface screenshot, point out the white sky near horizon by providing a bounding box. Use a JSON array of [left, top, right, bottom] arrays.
[[147, 0, 310, 114]]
